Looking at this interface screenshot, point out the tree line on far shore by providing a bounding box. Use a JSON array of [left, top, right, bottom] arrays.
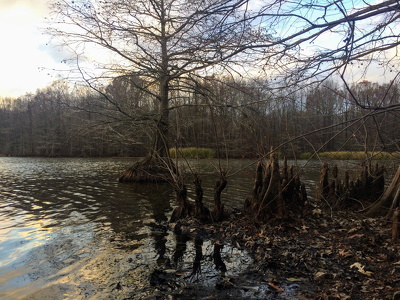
[[1, 78, 399, 159]]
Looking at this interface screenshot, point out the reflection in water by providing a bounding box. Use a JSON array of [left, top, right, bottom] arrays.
[[0, 157, 367, 298], [153, 224, 169, 267], [213, 241, 227, 275], [191, 238, 203, 277], [0, 157, 177, 298], [167, 232, 250, 291], [173, 232, 191, 266]]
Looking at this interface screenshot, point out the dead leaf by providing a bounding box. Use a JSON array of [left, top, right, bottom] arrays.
[[348, 227, 360, 234], [348, 233, 364, 239], [350, 262, 372, 276], [312, 208, 322, 215], [268, 282, 284, 292], [339, 249, 352, 257], [301, 225, 309, 232], [287, 277, 301, 282]]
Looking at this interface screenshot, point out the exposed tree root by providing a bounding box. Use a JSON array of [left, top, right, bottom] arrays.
[[317, 162, 385, 210], [118, 155, 175, 183], [212, 172, 227, 222], [193, 176, 211, 222], [170, 183, 194, 222], [245, 152, 307, 221], [367, 166, 400, 217]]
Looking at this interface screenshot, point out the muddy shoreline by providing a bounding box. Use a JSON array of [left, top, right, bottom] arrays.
[[142, 199, 400, 300], [10, 198, 400, 299]]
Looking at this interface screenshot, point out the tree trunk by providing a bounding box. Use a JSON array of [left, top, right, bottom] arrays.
[[156, 0, 170, 160], [118, 85, 173, 183], [118, 155, 173, 183], [153, 77, 170, 159], [119, 1, 172, 183]]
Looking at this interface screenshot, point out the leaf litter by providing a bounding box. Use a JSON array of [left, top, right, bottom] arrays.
[[147, 198, 400, 299]]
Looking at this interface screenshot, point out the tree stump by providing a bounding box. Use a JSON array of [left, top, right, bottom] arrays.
[[316, 163, 330, 201], [213, 241, 227, 274]]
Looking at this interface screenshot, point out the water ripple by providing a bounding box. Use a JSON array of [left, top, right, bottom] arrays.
[[0, 157, 325, 298]]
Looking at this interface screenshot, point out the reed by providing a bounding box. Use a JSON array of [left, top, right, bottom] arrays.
[[169, 147, 215, 159]]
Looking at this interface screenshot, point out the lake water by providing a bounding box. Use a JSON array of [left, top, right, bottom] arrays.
[[0, 157, 392, 299]]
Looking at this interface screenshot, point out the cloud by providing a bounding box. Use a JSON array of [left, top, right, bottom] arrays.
[[1, 0, 49, 16], [37, 41, 76, 65], [0, 0, 60, 97]]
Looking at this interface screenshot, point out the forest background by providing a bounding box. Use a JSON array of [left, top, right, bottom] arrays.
[[1, 0, 400, 161], [0, 78, 399, 159]]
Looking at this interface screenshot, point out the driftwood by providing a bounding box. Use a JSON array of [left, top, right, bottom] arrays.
[[317, 162, 385, 209], [245, 152, 307, 221]]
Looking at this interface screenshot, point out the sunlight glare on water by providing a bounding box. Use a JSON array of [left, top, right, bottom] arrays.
[[0, 156, 363, 298]]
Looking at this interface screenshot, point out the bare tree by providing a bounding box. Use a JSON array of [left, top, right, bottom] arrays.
[[46, 0, 267, 180], [46, 0, 400, 157], [251, 0, 400, 87]]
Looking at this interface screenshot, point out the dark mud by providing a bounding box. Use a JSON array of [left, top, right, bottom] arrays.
[[146, 199, 400, 300]]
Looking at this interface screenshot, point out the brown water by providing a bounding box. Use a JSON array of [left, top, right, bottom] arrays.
[[0, 157, 386, 299]]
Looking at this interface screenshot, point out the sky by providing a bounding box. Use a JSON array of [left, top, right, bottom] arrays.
[[0, 0, 66, 98], [0, 0, 397, 99]]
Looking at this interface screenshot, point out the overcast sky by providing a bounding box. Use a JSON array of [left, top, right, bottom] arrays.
[[0, 0, 66, 98], [0, 0, 397, 99]]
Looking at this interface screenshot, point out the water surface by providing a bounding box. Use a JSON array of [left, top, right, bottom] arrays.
[[0, 157, 388, 298]]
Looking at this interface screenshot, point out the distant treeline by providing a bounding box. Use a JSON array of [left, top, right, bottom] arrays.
[[0, 79, 399, 158]]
